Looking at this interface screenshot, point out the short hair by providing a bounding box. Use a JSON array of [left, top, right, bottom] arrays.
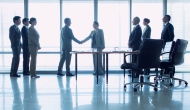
[[29, 17, 36, 24], [134, 16, 140, 23], [165, 15, 171, 21], [22, 18, 29, 24], [93, 21, 99, 26], [64, 18, 71, 24], [144, 18, 150, 23], [13, 16, 21, 23]]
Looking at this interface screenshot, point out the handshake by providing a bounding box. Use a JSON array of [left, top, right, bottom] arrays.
[[78, 40, 85, 44]]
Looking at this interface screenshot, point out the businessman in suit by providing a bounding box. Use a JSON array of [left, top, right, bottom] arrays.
[[9, 16, 22, 77], [128, 17, 142, 63], [57, 18, 82, 76], [21, 18, 30, 75], [128, 17, 142, 77], [161, 15, 175, 48]]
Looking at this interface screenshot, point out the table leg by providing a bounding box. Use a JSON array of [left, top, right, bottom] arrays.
[[75, 54, 77, 81], [106, 53, 108, 85], [123, 53, 125, 78], [103, 53, 105, 72], [96, 53, 99, 85]]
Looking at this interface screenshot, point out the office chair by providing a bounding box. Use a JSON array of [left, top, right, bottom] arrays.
[[159, 39, 188, 86], [147, 41, 176, 80], [121, 39, 164, 92]]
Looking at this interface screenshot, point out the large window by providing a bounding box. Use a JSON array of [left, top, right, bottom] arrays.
[[132, 0, 163, 39], [167, 0, 190, 71], [29, 0, 60, 70], [0, 0, 24, 71], [0, 0, 189, 72], [99, 0, 129, 70]]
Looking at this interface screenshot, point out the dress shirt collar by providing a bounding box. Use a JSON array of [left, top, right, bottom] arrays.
[[24, 25, 28, 28], [14, 24, 19, 28], [164, 22, 169, 26], [133, 24, 139, 30]]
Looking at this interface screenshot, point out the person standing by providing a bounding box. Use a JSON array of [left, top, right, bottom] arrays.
[[128, 17, 142, 77], [9, 16, 22, 77], [161, 15, 175, 48], [128, 16, 142, 63], [141, 18, 151, 75], [28, 17, 41, 78], [57, 18, 82, 76], [82, 21, 105, 75], [21, 18, 30, 75], [141, 18, 151, 42]]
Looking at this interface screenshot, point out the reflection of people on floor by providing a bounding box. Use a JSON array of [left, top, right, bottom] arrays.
[[23, 76, 30, 110], [151, 88, 183, 110], [24, 79, 41, 110], [10, 77, 23, 110], [57, 77, 73, 110], [91, 76, 105, 107]]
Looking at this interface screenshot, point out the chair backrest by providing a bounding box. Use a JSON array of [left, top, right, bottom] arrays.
[[162, 41, 175, 61], [137, 39, 164, 68], [171, 39, 188, 65]]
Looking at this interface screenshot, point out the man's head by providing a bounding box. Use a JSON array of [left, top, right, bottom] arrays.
[[162, 15, 171, 23], [64, 18, 71, 26], [93, 21, 99, 29], [22, 18, 29, 26], [132, 17, 140, 25], [13, 16, 21, 25]]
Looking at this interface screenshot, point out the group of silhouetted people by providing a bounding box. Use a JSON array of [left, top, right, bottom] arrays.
[[9, 15, 174, 78], [128, 15, 174, 76]]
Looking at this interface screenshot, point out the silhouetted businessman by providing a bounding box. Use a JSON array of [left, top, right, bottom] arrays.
[[57, 18, 82, 76], [9, 16, 22, 77], [21, 18, 30, 75], [161, 15, 175, 48]]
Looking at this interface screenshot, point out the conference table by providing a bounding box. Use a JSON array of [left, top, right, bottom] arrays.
[[70, 50, 138, 85]]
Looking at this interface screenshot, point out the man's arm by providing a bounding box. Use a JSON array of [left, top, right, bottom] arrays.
[[168, 24, 174, 41], [21, 27, 28, 40], [129, 27, 142, 46], [82, 31, 92, 43], [9, 26, 15, 45], [100, 30, 105, 49], [68, 29, 81, 44]]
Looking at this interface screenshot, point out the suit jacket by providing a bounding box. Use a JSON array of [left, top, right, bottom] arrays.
[[161, 22, 174, 44], [83, 29, 105, 49], [9, 24, 21, 48], [128, 25, 142, 50], [21, 26, 29, 48], [61, 25, 80, 51], [141, 25, 151, 41], [28, 26, 40, 47]]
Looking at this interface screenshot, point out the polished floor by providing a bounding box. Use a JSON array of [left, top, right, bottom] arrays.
[[0, 73, 190, 110]]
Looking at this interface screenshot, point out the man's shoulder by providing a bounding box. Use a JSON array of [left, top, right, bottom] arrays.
[[21, 26, 26, 30], [62, 26, 71, 31], [135, 25, 142, 31], [9, 25, 15, 29]]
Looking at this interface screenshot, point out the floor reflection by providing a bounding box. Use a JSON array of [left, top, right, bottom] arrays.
[[10, 77, 23, 110], [2, 74, 189, 110], [57, 76, 73, 110]]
